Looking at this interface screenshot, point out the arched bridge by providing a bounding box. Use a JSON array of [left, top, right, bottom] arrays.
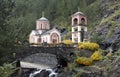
[[9, 47, 76, 77], [11, 47, 75, 63]]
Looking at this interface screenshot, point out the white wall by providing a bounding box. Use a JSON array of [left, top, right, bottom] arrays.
[[72, 25, 88, 43], [41, 35, 51, 43]]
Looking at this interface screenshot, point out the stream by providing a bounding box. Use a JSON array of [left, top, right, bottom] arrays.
[[29, 68, 58, 77], [20, 53, 67, 77]]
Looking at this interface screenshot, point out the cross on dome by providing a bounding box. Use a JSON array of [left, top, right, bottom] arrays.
[[78, 7, 80, 12], [42, 11, 44, 17]]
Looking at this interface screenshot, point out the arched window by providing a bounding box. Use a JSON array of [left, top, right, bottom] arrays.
[[81, 18, 85, 25], [73, 18, 78, 25], [41, 24, 42, 29], [38, 38, 41, 43]]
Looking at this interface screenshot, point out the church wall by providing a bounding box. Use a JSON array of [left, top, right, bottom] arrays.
[[29, 32, 35, 44], [41, 35, 51, 43], [29, 35, 34, 44], [36, 20, 50, 30]]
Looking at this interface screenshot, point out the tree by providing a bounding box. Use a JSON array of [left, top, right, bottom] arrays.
[[0, 0, 14, 47]]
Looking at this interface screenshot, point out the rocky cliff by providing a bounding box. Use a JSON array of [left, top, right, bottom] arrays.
[[91, 0, 120, 51]]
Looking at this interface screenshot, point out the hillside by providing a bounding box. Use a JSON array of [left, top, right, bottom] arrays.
[[5, 0, 102, 43], [91, 0, 120, 50]]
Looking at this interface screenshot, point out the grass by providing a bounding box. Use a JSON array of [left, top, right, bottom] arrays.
[[84, 0, 103, 31], [107, 25, 115, 38], [100, 5, 120, 25], [109, 1, 120, 10]]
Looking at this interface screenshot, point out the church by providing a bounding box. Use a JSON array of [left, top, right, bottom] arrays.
[[29, 10, 88, 44], [29, 13, 61, 44]]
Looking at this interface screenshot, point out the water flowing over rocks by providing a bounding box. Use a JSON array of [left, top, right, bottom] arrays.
[[29, 69, 58, 77]]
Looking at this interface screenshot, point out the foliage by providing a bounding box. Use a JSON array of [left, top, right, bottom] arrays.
[[84, 0, 103, 30], [0, 63, 15, 77], [90, 51, 102, 61], [107, 26, 115, 38], [78, 42, 99, 51], [0, 0, 14, 46], [69, 62, 77, 71], [63, 32, 71, 40], [90, 33, 104, 43], [76, 57, 93, 66], [100, 8, 120, 25], [62, 40, 73, 45], [73, 72, 82, 77], [106, 53, 112, 58]]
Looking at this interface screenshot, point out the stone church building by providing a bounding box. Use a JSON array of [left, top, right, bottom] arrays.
[[29, 14, 61, 44]]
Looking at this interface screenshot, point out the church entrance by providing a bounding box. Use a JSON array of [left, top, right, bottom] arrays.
[[81, 28, 84, 42], [51, 33, 59, 44], [53, 39, 57, 43], [37, 38, 41, 44]]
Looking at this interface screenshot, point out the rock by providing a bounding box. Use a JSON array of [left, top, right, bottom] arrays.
[[34, 70, 50, 77]]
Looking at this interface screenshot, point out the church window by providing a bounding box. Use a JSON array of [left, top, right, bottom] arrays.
[[81, 18, 85, 25], [73, 18, 78, 25], [81, 28, 84, 31], [74, 28, 78, 31], [41, 24, 42, 29]]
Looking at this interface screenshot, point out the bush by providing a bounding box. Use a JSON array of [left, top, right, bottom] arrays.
[[90, 51, 102, 61], [76, 57, 93, 66], [0, 63, 15, 77], [78, 42, 99, 51], [62, 40, 73, 45]]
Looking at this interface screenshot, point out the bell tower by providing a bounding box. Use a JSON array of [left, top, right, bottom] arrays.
[[71, 10, 88, 43]]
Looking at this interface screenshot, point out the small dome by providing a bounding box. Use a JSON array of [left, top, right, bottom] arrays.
[[39, 17, 48, 21]]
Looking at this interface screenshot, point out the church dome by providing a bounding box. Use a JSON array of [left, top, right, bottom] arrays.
[[39, 17, 48, 21]]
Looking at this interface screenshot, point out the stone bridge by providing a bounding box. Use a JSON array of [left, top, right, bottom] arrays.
[[11, 47, 75, 68], [15, 47, 74, 59], [10, 47, 76, 77]]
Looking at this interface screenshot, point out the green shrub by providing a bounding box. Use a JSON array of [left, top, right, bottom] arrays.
[[0, 63, 15, 77]]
